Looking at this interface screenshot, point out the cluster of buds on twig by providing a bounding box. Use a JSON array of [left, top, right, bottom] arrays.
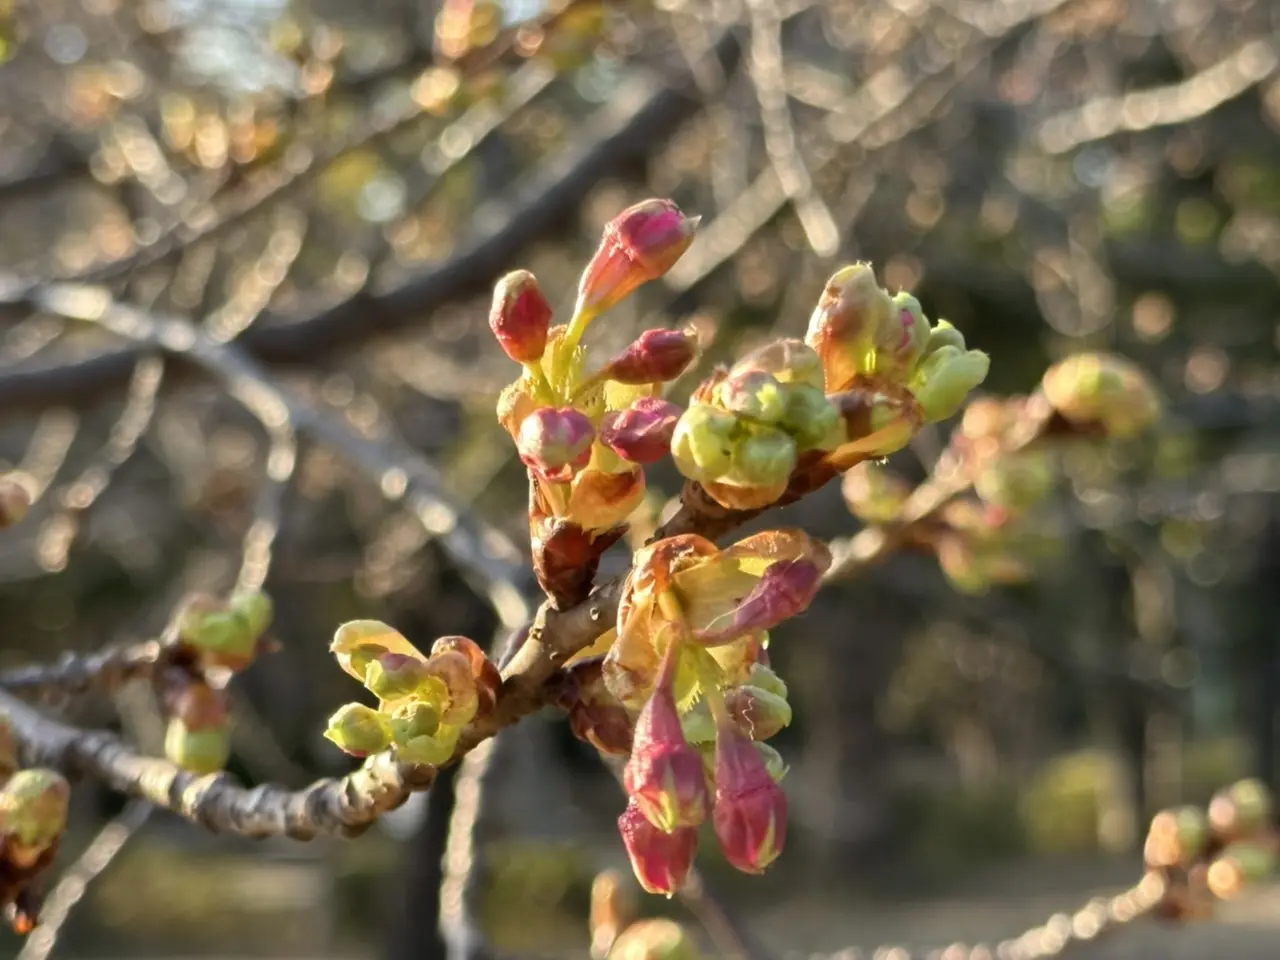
[[158, 589, 275, 774], [325, 621, 499, 766], [671, 264, 990, 511], [492, 198, 699, 606], [589, 868, 702, 960], [0, 714, 71, 934], [1144, 778, 1277, 922], [558, 531, 826, 894]]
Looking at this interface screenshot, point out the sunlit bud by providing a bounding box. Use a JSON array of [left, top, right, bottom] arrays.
[[565, 463, 646, 533], [724, 679, 792, 742], [601, 397, 682, 464], [717, 370, 788, 424], [1145, 806, 1210, 869], [733, 338, 826, 389], [0, 475, 32, 529], [617, 800, 697, 897], [0, 769, 70, 858], [727, 428, 797, 488], [1207, 842, 1276, 899], [781, 384, 843, 451], [608, 918, 704, 960], [496, 378, 539, 441], [590, 868, 635, 960], [1041, 352, 1160, 438], [332, 619, 423, 681], [603, 329, 698, 385], [911, 345, 990, 423], [389, 701, 461, 766], [323, 702, 393, 758], [696, 558, 825, 645], [177, 597, 257, 667], [432, 635, 501, 721], [712, 719, 787, 874], [924, 319, 966, 356], [974, 450, 1054, 514], [363, 652, 440, 704], [165, 716, 232, 775], [671, 404, 736, 482], [875, 292, 931, 378], [577, 199, 699, 319], [842, 462, 910, 525], [1209, 778, 1273, 841], [0, 714, 18, 783], [805, 263, 894, 392], [424, 650, 481, 726], [517, 407, 595, 483], [624, 681, 710, 831], [229, 589, 273, 640], [490, 269, 552, 364]]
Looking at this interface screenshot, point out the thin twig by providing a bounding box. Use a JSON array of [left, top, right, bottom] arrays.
[[0, 642, 163, 701], [16, 801, 153, 960], [439, 735, 502, 960]]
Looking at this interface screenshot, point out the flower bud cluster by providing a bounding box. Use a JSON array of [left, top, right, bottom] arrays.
[[489, 199, 700, 605], [326, 621, 499, 767], [1041, 352, 1161, 439], [0, 715, 71, 934]]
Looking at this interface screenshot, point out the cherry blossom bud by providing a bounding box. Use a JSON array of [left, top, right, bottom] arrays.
[[165, 717, 232, 775], [423, 650, 481, 726], [842, 462, 911, 525], [925, 319, 966, 355], [601, 397, 682, 464], [603, 329, 698, 385], [617, 800, 697, 897], [490, 269, 552, 364], [734, 338, 825, 389], [713, 719, 787, 874], [754, 741, 788, 783], [171, 683, 230, 731], [0, 769, 69, 866], [876, 291, 931, 379], [589, 868, 634, 960], [324, 702, 393, 758], [782, 384, 843, 451], [805, 263, 894, 392], [728, 429, 797, 488], [608, 918, 704, 960], [230, 588, 273, 641], [718, 370, 788, 424], [1207, 842, 1276, 899], [1145, 806, 1210, 869], [624, 682, 710, 832], [911, 345, 990, 423], [671, 404, 736, 481], [724, 679, 792, 742], [696, 558, 825, 645], [390, 701, 461, 765], [1209, 778, 1272, 841], [555, 658, 635, 756], [177, 596, 258, 669], [0, 475, 31, 529], [1041, 352, 1160, 438], [517, 407, 595, 483], [363, 652, 441, 703], [578, 199, 699, 319]]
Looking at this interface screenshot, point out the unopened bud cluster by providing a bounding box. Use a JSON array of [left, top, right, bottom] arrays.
[[1042, 352, 1161, 439], [1143, 778, 1276, 921], [491, 198, 699, 605], [0, 713, 71, 934], [326, 621, 499, 766], [160, 589, 274, 774], [574, 531, 828, 895]]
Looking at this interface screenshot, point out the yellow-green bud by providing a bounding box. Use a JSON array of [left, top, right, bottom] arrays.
[[728, 428, 797, 488], [924, 319, 965, 355], [608, 918, 703, 960], [390, 702, 460, 766], [323, 702, 393, 758], [363, 653, 445, 704], [229, 589, 273, 639], [717, 370, 788, 424], [876, 292, 931, 379], [782, 384, 843, 451], [911, 346, 990, 423], [165, 718, 232, 775], [0, 769, 70, 856], [671, 403, 736, 482]]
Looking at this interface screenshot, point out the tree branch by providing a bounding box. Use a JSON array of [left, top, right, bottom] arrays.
[[0, 642, 163, 701]]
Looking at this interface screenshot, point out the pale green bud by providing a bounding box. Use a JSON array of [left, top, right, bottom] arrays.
[[911, 346, 990, 423], [324, 702, 393, 758], [782, 384, 842, 451], [728, 428, 797, 488], [671, 403, 736, 481]]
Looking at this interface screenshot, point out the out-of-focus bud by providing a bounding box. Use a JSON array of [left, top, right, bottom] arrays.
[[717, 370, 788, 424], [696, 558, 826, 645], [924, 319, 966, 356], [229, 589, 273, 640], [1145, 806, 1210, 869], [0, 713, 18, 783], [390, 701, 460, 766], [590, 868, 635, 960], [911, 345, 990, 423], [0, 769, 70, 867], [937, 535, 990, 596], [1041, 352, 1160, 438], [624, 681, 710, 832], [1207, 842, 1277, 900], [617, 800, 697, 897], [165, 716, 232, 775], [603, 329, 698, 385], [608, 918, 704, 960], [490, 269, 552, 364], [671, 404, 736, 482], [555, 657, 636, 756], [724, 673, 792, 742], [842, 462, 911, 525], [323, 702, 393, 758], [518, 407, 595, 483], [728, 428, 797, 488], [875, 292, 931, 379], [363, 652, 441, 704], [781, 384, 843, 451], [0, 475, 32, 529], [974, 450, 1054, 515], [712, 719, 787, 874], [171, 683, 230, 731], [601, 398, 682, 465], [577, 200, 699, 320], [1209, 778, 1273, 841], [177, 596, 257, 669], [805, 263, 894, 393]]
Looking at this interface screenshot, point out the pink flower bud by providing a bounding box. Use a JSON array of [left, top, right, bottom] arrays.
[[713, 721, 788, 874], [695, 558, 826, 645], [601, 397, 682, 464], [517, 407, 595, 483], [618, 800, 697, 897], [603, 329, 698, 385], [624, 682, 711, 831], [490, 269, 552, 364], [578, 199, 699, 317]]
